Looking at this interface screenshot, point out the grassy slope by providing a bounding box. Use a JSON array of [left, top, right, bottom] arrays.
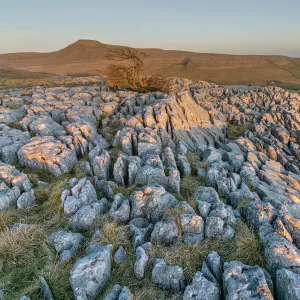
[[1, 40, 300, 89]]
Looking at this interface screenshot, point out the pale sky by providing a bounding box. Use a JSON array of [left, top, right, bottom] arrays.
[[1, 0, 300, 57]]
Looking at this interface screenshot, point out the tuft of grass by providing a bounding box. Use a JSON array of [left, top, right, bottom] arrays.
[[43, 263, 74, 300], [71, 154, 90, 179], [164, 168, 170, 177], [227, 123, 248, 139], [186, 152, 199, 175], [243, 180, 256, 193], [114, 184, 139, 198], [23, 169, 72, 212], [93, 215, 131, 251], [8, 103, 22, 110], [1, 122, 23, 131], [235, 198, 253, 210], [180, 176, 205, 209], [0, 211, 13, 232], [150, 221, 264, 283]]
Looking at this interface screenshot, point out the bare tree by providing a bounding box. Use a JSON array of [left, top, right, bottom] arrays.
[[105, 47, 151, 89]]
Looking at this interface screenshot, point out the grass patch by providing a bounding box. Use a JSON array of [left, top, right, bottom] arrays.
[[180, 176, 205, 209], [0, 173, 70, 299], [43, 264, 73, 300], [0, 226, 54, 299], [243, 180, 256, 193], [235, 198, 253, 210], [0, 211, 12, 232], [22, 169, 73, 212], [186, 152, 199, 175], [114, 184, 139, 198], [92, 215, 131, 250], [8, 103, 22, 110], [1, 122, 23, 131], [72, 161, 88, 179], [227, 123, 248, 139], [150, 221, 264, 283]]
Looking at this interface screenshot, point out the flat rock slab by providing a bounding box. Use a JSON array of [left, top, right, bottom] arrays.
[[18, 136, 77, 177]]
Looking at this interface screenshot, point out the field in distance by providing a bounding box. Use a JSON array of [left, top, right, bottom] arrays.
[[1, 39, 300, 90]]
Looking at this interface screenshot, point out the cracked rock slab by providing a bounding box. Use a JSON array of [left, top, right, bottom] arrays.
[[18, 136, 78, 177]]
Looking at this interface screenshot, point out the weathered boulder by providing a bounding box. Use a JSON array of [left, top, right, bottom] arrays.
[[90, 147, 111, 181], [183, 272, 220, 300], [63, 178, 98, 215], [259, 223, 300, 276], [194, 186, 220, 205], [40, 276, 54, 300], [206, 251, 222, 284], [113, 246, 127, 265], [0, 162, 35, 211], [48, 231, 85, 264], [180, 214, 204, 244], [134, 246, 149, 279], [151, 217, 179, 245], [240, 201, 278, 232], [70, 245, 112, 300], [152, 259, 186, 292], [18, 136, 77, 177], [130, 185, 178, 223], [130, 218, 153, 250], [68, 199, 108, 230], [223, 260, 273, 300]]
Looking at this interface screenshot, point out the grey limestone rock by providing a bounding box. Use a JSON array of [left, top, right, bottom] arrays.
[[223, 260, 273, 300], [151, 216, 179, 245], [70, 245, 112, 300], [183, 271, 220, 300], [276, 268, 300, 300], [152, 259, 186, 291]]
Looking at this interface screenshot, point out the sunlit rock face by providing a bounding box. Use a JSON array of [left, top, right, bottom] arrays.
[[18, 136, 77, 177]]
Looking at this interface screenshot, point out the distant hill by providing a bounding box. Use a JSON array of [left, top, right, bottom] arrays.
[[1, 39, 300, 89]]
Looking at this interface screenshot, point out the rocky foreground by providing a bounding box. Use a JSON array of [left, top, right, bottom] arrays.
[[0, 79, 300, 299]]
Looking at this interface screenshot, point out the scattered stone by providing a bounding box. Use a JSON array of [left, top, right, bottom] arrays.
[[223, 260, 273, 300], [40, 276, 54, 300], [114, 246, 127, 265], [150, 216, 179, 245], [152, 259, 186, 292], [48, 231, 85, 264], [70, 245, 112, 300], [183, 272, 220, 300], [134, 246, 149, 279]]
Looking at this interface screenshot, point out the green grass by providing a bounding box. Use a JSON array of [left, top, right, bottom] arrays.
[[180, 176, 205, 209], [227, 123, 248, 139], [186, 152, 199, 175]]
